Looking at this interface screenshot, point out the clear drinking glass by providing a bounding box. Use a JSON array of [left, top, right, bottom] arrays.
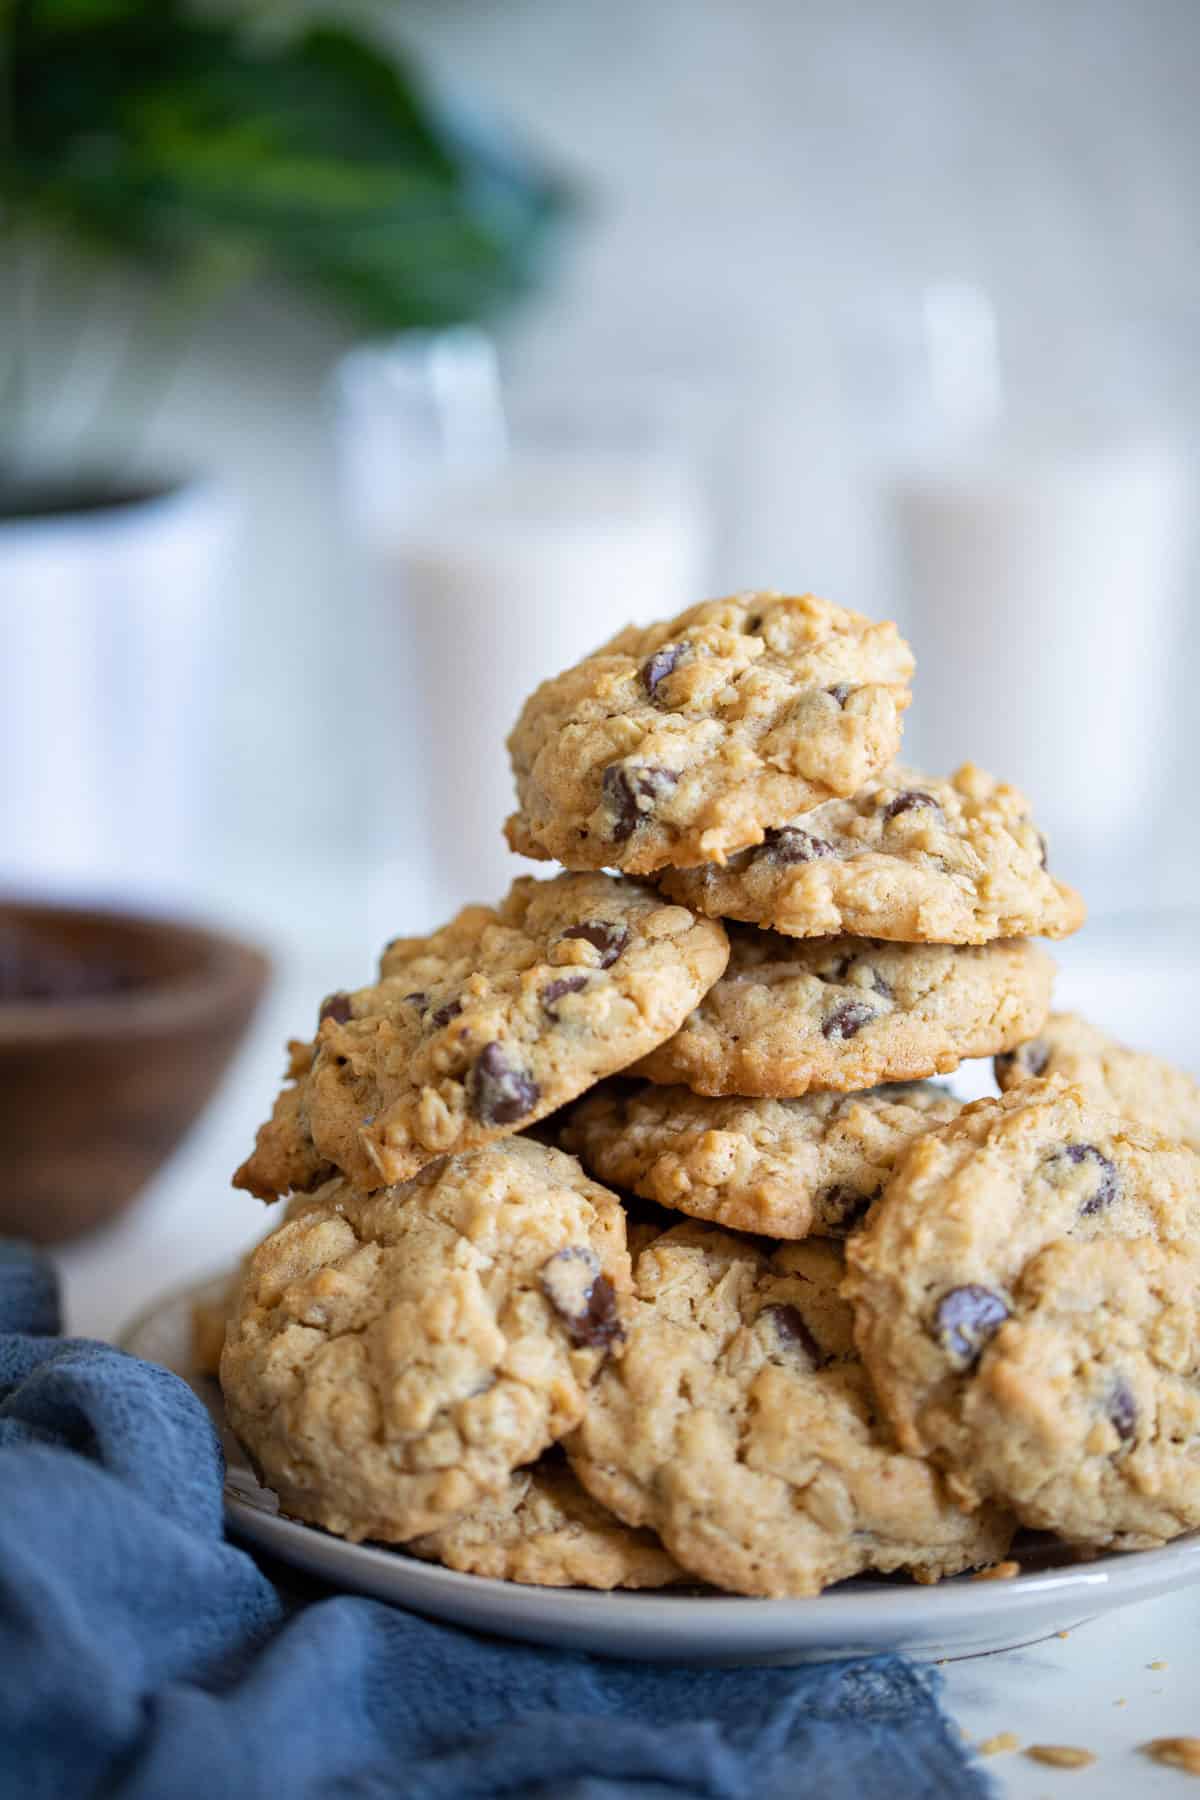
[[333, 330, 711, 937], [848, 287, 1199, 911]]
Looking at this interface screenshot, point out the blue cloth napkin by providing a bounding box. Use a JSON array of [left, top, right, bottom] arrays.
[[0, 1242, 990, 1800]]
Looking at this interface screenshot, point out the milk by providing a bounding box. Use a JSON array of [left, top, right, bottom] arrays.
[[360, 453, 706, 936], [889, 441, 1192, 905]]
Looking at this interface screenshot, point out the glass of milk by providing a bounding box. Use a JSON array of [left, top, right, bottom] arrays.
[[859, 289, 1197, 911], [334, 331, 710, 933]]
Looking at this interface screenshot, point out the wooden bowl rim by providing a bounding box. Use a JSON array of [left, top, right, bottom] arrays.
[[0, 899, 271, 1046]]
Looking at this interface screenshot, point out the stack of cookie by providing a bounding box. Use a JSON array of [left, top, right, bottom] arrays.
[[217, 593, 1200, 1598]]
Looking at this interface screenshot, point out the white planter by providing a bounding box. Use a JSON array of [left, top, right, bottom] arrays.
[[0, 478, 238, 906]]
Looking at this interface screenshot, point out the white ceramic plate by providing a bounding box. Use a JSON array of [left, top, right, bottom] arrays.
[[123, 1276, 1200, 1665]]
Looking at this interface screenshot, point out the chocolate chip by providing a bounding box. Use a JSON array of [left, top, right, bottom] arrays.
[[319, 991, 353, 1026], [1037, 832, 1049, 870], [575, 1275, 621, 1347], [745, 612, 763, 634], [995, 1038, 1050, 1082], [541, 974, 589, 1016], [559, 921, 629, 968], [602, 762, 678, 841], [870, 969, 893, 1000], [540, 1247, 624, 1348], [826, 683, 853, 707], [403, 991, 428, 1009], [760, 1302, 824, 1365], [761, 826, 837, 866], [1107, 1379, 1137, 1447], [428, 997, 463, 1030], [821, 1000, 876, 1040], [1046, 1142, 1120, 1216], [467, 1042, 540, 1125], [820, 1184, 873, 1232], [935, 1285, 1010, 1367], [642, 644, 680, 697], [882, 790, 941, 824]]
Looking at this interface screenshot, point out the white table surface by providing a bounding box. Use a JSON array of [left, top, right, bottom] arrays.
[[53, 907, 1200, 1796]]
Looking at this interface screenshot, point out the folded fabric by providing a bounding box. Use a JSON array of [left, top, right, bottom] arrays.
[[0, 1242, 990, 1800]]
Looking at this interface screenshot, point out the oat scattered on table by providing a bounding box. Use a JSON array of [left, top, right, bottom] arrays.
[[977, 1732, 1020, 1756], [1144, 1738, 1200, 1775], [1025, 1744, 1096, 1768]]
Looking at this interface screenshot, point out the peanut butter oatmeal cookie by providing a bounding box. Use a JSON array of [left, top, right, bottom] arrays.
[[846, 1083, 1200, 1546], [505, 593, 913, 874], [568, 1224, 1012, 1595], [221, 1139, 631, 1544]]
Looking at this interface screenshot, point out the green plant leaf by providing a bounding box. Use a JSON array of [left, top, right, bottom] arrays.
[[2, 4, 571, 329]]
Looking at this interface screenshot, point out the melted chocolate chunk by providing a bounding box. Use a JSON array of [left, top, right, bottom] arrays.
[[935, 1285, 1010, 1367], [995, 1038, 1050, 1082], [870, 969, 893, 1000], [761, 826, 837, 866], [1107, 1379, 1137, 1447], [319, 991, 353, 1026], [602, 762, 679, 841], [559, 921, 629, 968], [403, 991, 428, 1009], [428, 997, 463, 1030], [761, 1302, 824, 1365], [821, 1000, 876, 1041], [821, 1184, 873, 1232], [826, 683, 853, 707], [1046, 1142, 1120, 1216], [642, 644, 681, 697], [744, 612, 763, 634], [541, 974, 589, 1016], [882, 790, 941, 824], [540, 1247, 624, 1348], [467, 1042, 540, 1125], [1037, 831, 1049, 870]]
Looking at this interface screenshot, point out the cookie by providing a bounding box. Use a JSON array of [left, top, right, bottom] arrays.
[[629, 928, 1054, 1097], [234, 1042, 333, 1201], [659, 763, 1085, 944], [234, 874, 729, 1197], [567, 1224, 1012, 1596], [561, 1080, 962, 1239], [996, 1013, 1200, 1152], [505, 593, 914, 874], [221, 1139, 631, 1544], [845, 1083, 1200, 1547], [407, 1454, 684, 1589]]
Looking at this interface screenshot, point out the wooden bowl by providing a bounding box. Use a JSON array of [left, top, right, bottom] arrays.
[[0, 900, 270, 1243]]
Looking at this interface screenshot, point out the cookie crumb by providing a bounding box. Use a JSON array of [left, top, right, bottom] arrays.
[[972, 1559, 1021, 1581], [1148, 1659, 1169, 1670], [1144, 1738, 1200, 1775], [1025, 1745, 1095, 1769], [1056, 1629, 1071, 1639], [1114, 1698, 1127, 1707], [978, 1732, 1020, 1756]]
